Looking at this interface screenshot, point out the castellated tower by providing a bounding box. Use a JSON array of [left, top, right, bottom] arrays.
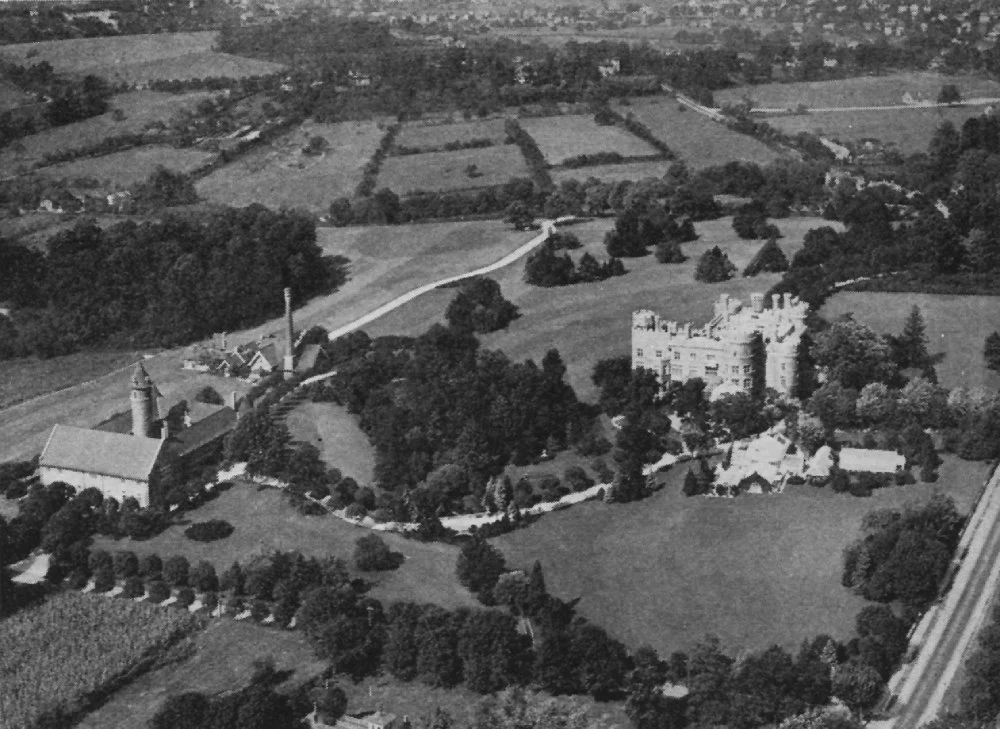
[[631, 292, 808, 398], [130, 361, 155, 438]]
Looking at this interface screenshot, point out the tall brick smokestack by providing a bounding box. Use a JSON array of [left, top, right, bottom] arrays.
[[283, 287, 295, 378]]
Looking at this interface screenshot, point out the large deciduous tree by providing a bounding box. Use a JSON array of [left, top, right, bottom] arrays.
[[813, 316, 898, 391]]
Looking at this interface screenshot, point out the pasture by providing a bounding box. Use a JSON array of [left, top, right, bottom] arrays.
[[617, 97, 784, 168], [284, 401, 375, 483], [821, 291, 1000, 391], [36, 145, 215, 190], [493, 454, 989, 657], [196, 119, 388, 213], [0, 90, 216, 173], [716, 72, 1000, 110], [377, 144, 530, 193], [75, 619, 326, 729], [551, 158, 673, 184], [0, 349, 142, 410], [519, 114, 660, 165], [394, 118, 509, 151], [763, 105, 988, 155], [0, 78, 32, 112], [91, 483, 479, 611], [0, 32, 283, 84], [366, 216, 835, 401]]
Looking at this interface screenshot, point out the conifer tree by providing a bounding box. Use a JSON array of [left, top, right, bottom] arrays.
[[899, 305, 930, 369]]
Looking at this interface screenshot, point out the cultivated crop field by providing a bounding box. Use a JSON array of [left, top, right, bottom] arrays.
[[76, 620, 326, 729], [36, 145, 215, 190], [196, 119, 389, 213], [617, 97, 784, 168], [763, 105, 987, 155], [92, 483, 478, 610], [0, 592, 200, 729], [519, 114, 660, 165], [716, 72, 1000, 110], [367, 216, 836, 400], [394, 118, 509, 151], [0, 32, 283, 84], [494, 454, 988, 657], [0, 90, 216, 173], [285, 401, 375, 482], [377, 144, 530, 193], [551, 158, 673, 184], [821, 291, 1000, 391]]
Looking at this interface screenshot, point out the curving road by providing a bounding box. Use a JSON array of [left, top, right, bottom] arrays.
[[891, 465, 1000, 727]]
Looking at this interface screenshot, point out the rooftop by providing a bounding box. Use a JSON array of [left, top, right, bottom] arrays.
[[40, 425, 164, 481]]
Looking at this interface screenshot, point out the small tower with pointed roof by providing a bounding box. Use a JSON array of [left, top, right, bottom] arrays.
[[130, 362, 155, 438]]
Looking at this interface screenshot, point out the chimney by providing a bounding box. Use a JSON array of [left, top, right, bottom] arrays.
[[283, 287, 295, 378], [772, 293, 781, 311], [750, 293, 764, 313], [222, 331, 227, 351], [161, 420, 169, 441], [230, 391, 238, 410]]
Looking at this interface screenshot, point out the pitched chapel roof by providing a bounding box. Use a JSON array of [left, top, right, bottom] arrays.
[[40, 425, 165, 481]]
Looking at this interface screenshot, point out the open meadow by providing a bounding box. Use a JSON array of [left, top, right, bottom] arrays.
[[36, 145, 215, 191], [378, 144, 530, 194], [0, 32, 283, 84], [0, 77, 33, 111], [821, 291, 1000, 391], [551, 158, 673, 184], [519, 114, 660, 165], [0, 591, 200, 729], [285, 401, 375, 484], [763, 105, 987, 155], [196, 119, 389, 213], [0, 349, 142, 410], [0, 90, 216, 173], [366, 216, 836, 401], [92, 483, 478, 611], [75, 619, 326, 729], [617, 97, 784, 168], [717, 72, 1000, 110], [394, 118, 509, 151], [493, 454, 989, 657]]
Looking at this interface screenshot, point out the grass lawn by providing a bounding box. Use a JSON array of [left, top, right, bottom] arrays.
[[76, 619, 326, 729], [551, 159, 675, 184], [92, 483, 478, 610], [821, 291, 1000, 391], [0, 32, 282, 84], [519, 114, 660, 165], [493, 454, 989, 658], [716, 72, 1000, 110], [394, 118, 509, 151], [367, 216, 835, 402], [285, 401, 375, 484], [617, 97, 784, 169], [197, 119, 389, 213], [0, 349, 143, 410], [377, 145, 530, 194], [763, 105, 990, 155], [0, 90, 216, 173], [36, 145, 215, 191]]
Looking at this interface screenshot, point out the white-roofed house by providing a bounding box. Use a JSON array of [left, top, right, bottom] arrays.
[[838, 447, 906, 474]]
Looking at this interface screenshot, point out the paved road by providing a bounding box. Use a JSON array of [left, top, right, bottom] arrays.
[[892, 466, 1000, 727]]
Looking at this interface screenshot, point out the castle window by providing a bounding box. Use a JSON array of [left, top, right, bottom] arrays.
[[690, 352, 696, 360], [655, 350, 662, 358], [780, 376, 787, 387], [743, 365, 750, 374], [705, 365, 718, 376], [731, 379, 739, 386], [781, 362, 786, 370], [731, 366, 739, 374], [673, 351, 680, 360], [743, 379, 751, 388], [706, 354, 715, 361], [636, 349, 643, 357]]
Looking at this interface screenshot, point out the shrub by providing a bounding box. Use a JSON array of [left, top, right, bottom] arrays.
[[93, 567, 115, 593], [113, 551, 139, 579], [203, 591, 219, 612], [694, 246, 736, 283], [184, 519, 234, 542], [176, 586, 195, 607], [251, 599, 270, 621], [191, 561, 219, 593], [563, 466, 594, 492], [147, 580, 170, 603], [163, 555, 190, 587], [67, 570, 89, 590], [344, 503, 367, 519], [354, 534, 402, 571], [138, 553, 162, 578], [122, 575, 145, 598], [298, 500, 326, 516]]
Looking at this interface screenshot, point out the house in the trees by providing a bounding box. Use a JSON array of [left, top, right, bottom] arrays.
[[308, 710, 402, 729], [805, 444, 834, 484], [39, 362, 241, 507], [247, 342, 282, 377]]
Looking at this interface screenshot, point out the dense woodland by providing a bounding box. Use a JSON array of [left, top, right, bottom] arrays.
[[0, 206, 342, 359]]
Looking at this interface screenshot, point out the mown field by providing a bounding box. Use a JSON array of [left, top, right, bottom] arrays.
[[196, 119, 389, 213], [0, 349, 142, 410], [519, 114, 660, 165], [36, 144, 215, 190], [75, 619, 326, 729], [551, 158, 673, 184], [378, 144, 530, 193], [284, 401, 375, 483], [394, 118, 509, 151], [0, 32, 283, 84], [366, 216, 835, 401], [716, 72, 1000, 110], [0, 591, 200, 729], [821, 291, 1000, 391], [0, 90, 216, 173], [763, 105, 989, 155], [618, 97, 784, 168], [494, 454, 989, 657], [92, 483, 478, 611]]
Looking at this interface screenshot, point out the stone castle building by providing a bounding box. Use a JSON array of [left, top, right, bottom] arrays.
[[631, 292, 808, 397]]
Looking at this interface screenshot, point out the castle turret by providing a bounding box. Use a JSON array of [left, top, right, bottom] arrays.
[[750, 293, 765, 313], [130, 362, 155, 438]]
